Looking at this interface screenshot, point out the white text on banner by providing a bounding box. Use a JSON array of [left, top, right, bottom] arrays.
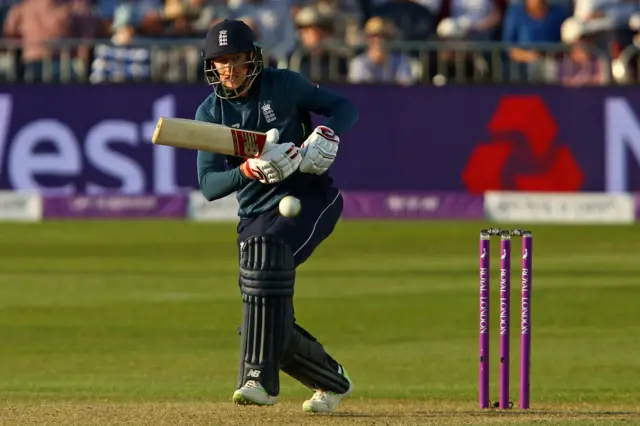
[[0, 191, 42, 222], [484, 191, 636, 224]]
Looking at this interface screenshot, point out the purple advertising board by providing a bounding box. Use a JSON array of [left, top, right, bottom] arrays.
[[2, 84, 640, 194], [43, 194, 187, 219], [341, 191, 484, 219]]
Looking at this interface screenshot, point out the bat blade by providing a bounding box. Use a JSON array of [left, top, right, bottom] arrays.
[[152, 117, 268, 158]]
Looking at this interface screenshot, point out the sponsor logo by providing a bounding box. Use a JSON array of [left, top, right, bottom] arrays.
[[463, 95, 584, 193]]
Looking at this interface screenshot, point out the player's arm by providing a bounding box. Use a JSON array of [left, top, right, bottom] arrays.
[[195, 105, 251, 201], [196, 107, 302, 199], [3, 3, 22, 37], [286, 70, 359, 175], [286, 70, 359, 135], [197, 151, 248, 201]]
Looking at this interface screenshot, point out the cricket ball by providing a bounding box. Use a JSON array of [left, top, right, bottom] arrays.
[[279, 196, 301, 217]]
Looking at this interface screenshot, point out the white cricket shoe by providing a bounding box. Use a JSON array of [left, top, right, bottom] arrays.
[[302, 370, 354, 413], [232, 380, 278, 406]]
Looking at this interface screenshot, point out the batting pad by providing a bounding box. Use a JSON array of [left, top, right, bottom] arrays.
[[281, 324, 351, 394], [238, 235, 295, 397]]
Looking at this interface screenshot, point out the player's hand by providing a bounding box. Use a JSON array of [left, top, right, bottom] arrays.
[[240, 142, 301, 184], [299, 126, 339, 175]]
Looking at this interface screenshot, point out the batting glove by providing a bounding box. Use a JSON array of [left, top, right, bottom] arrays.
[[299, 126, 339, 175], [241, 142, 301, 184]]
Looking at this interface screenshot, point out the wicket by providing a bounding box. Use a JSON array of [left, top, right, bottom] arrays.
[[479, 228, 532, 410]]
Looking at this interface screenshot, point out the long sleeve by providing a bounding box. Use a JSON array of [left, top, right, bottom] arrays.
[[195, 104, 249, 201], [502, 5, 518, 43], [286, 70, 359, 135]]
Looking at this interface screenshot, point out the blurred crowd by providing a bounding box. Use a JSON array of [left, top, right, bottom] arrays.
[[1, 0, 640, 85]]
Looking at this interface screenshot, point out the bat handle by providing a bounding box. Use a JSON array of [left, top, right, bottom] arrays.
[[259, 141, 278, 155], [259, 129, 281, 156]]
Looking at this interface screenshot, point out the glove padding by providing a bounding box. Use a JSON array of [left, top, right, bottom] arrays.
[[299, 126, 339, 175], [241, 129, 301, 184]]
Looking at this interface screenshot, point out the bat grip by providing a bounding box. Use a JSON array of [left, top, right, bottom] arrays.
[[259, 141, 277, 155]]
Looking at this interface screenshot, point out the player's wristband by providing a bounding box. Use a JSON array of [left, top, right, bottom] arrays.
[[240, 160, 267, 181], [240, 161, 256, 179]]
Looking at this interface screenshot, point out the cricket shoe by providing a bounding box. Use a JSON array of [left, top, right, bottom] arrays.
[[232, 380, 278, 406], [302, 369, 354, 413]]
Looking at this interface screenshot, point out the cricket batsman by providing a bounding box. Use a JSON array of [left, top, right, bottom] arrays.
[[195, 19, 359, 412]]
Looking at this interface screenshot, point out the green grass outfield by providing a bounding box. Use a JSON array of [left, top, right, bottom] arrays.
[[1, 221, 639, 425]]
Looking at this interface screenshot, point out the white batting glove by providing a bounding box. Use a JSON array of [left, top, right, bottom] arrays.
[[299, 126, 339, 175], [240, 141, 301, 184]]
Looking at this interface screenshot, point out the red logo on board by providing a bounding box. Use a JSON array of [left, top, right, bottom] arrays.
[[462, 96, 584, 194]]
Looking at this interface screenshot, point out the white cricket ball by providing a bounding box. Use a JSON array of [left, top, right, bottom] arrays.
[[279, 196, 301, 217]]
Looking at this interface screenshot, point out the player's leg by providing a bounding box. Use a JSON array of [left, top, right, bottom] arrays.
[[266, 187, 353, 412], [282, 323, 353, 413], [232, 234, 296, 406]]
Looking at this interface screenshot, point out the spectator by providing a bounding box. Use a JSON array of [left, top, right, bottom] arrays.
[[89, 2, 152, 83], [0, 1, 19, 30], [236, 14, 278, 67], [292, 0, 365, 46], [370, 0, 442, 20], [437, 0, 506, 41], [348, 17, 419, 84], [95, 0, 121, 36], [188, 0, 230, 35], [435, 0, 506, 82], [163, 0, 229, 37], [502, 0, 568, 80], [565, 0, 638, 37], [561, 0, 637, 61], [2, 0, 97, 82], [289, 6, 349, 81], [613, 12, 640, 83], [228, 0, 297, 60], [97, 0, 165, 36], [556, 32, 608, 86], [370, 0, 438, 41], [0, 0, 18, 80]]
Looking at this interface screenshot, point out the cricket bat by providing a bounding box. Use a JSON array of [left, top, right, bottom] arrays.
[[151, 117, 270, 158]]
